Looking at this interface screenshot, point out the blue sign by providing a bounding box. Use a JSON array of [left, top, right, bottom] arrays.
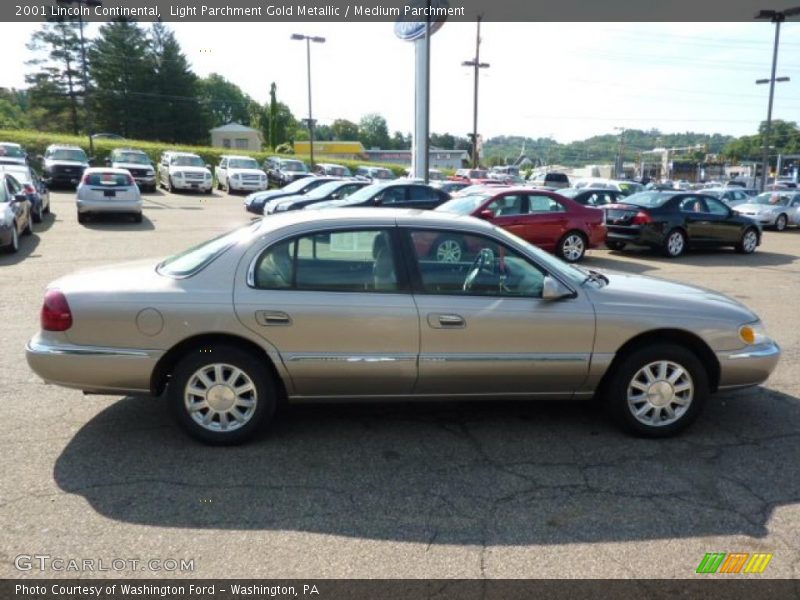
[[394, 0, 449, 41]]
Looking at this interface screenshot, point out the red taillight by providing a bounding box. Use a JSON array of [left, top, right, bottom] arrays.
[[23, 184, 35, 194], [127, 175, 135, 186], [41, 290, 72, 331], [632, 211, 652, 225], [81, 173, 91, 184]]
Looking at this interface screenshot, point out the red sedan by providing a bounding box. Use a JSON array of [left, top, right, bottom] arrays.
[[433, 187, 606, 262]]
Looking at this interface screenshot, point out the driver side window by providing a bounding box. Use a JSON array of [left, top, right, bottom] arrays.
[[408, 230, 545, 298]]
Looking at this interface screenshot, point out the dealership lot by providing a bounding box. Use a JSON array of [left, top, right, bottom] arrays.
[[1, 189, 799, 578]]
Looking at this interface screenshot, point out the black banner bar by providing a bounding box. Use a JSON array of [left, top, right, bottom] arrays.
[[4, 579, 800, 600], [2, 0, 793, 23]]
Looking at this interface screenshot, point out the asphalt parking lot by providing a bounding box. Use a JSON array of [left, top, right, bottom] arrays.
[[1, 188, 799, 579]]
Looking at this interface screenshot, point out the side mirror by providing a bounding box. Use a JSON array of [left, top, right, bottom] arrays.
[[13, 193, 27, 203], [373, 195, 383, 206], [478, 209, 495, 220], [542, 275, 574, 300]]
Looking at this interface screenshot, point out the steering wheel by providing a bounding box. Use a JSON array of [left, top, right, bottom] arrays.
[[463, 248, 495, 292]]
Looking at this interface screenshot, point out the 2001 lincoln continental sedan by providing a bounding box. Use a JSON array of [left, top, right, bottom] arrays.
[[26, 209, 780, 444]]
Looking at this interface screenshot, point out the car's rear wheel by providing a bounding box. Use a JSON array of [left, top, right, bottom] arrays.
[[23, 216, 33, 236], [774, 214, 788, 231], [170, 344, 277, 445], [735, 227, 759, 254], [605, 241, 626, 251], [605, 343, 708, 438], [3, 224, 19, 254], [33, 204, 43, 223], [662, 229, 686, 258], [432, 237, 465, 263], [557, 231, 587, 262]]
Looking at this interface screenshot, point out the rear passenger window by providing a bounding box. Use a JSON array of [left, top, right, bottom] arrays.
[[488, 194, 524, 216], [527, 194, 564, 212], [253, 230, 398, 292]]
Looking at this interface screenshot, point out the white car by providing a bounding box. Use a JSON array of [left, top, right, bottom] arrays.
[[734, 191, 800, 231], [215, 155, 267, 193], [0, 142, 28, 166], [158, 151, 213, 194], [76, 168, 143, 224]]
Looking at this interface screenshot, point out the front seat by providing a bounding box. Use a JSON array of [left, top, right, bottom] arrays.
[[372, 233, 396, 291]]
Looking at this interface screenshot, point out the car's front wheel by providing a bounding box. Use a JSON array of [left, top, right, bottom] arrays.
[[774, 214, 788, 231], [605, 343, 708, 437], [3, 224, 19, 254], [170, 344, 277, 445], [735, 227, 759, 254], [662, 229, 686, 258]]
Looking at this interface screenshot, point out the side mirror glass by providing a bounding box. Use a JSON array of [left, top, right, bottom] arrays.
[[13, 193, 27, 203], [542, 275, 573, 300], [478, 209, 495, 220], [373, 195, 383, 206]]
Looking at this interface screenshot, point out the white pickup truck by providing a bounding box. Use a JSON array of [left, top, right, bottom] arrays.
[[215, 155, 268, 194]]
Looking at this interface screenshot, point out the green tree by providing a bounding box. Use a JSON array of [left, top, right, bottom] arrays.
[[148, 22, 209, 143], [25, 18, 85, 134], [197, 73, 254, 128], [0, 89, 29, 129], [358, 113, 390, 149], [88, 19, 154, 138], [330, 118, 359, 140]]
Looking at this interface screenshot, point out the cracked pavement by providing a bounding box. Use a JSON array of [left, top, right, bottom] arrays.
[[1, 190, 799, 579]]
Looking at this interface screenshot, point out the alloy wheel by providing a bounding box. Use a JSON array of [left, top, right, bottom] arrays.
[[666, 231, 685, 257], [775, 214, 787, 231], [561, 234, 585, 262], [627, 360, 693, 427], [435, 239, 463, 263], [184, 363, 258, 433], [742, 229, 758, 253]]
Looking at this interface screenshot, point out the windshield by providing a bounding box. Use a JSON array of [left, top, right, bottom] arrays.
[[282, 160, 307, 172], [48, 148, 87, 162], [557, 188, 579, 198], [302, 180, 348, 199], [323, 165, 350, 177], [0, 144, 25, 158], [158, 221, 260, 277], [171, 155, 205, 167], [282, 177, 322, 193], [372, 169, 393, 179], [114, 152, 150, 165], [326, 183, 385, 205], [618, 191, 669, 208], [617, 182, 644, 195], [436, 194, 491, 215], [229, 158, 259, 169], [752, 192, 790, 206]]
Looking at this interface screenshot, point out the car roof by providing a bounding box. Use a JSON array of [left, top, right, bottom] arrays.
[[84, 167, 134, 174], [47, 144, 83, 150], [222, 154, 255, 160]]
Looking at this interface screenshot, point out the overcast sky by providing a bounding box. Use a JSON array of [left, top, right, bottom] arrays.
[[1, 21, 799, 143]]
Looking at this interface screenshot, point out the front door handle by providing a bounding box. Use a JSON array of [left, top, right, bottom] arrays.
[[427, 313, 466, 329], [255, 310, 292, 326]]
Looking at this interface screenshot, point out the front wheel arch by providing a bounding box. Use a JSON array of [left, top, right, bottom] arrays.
[[595, 329, 720, 398], [150, 333, 287, 402]]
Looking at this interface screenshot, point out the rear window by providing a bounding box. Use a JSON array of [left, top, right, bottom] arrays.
[[85, 172, 132, 186], [0, 144, 25, 158], [157, 222, 260, 277], [620, 191, 670, 208], [546, 173, 568, 183], [436, 194, 491, 215]]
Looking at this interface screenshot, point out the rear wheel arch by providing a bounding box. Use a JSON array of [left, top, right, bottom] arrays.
[[150, 333, 287, 401], [596, 329, 720, 395]]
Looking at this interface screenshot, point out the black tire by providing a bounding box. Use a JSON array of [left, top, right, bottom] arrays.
[[43, 199, 51, 214], [662, 228, 686, 258], [605, 241, 626, 251], [604, 343, 708, 438], [77, 211, 87, 224], [556, 231, 587, 263], [216, 179, 222, 191], [170, 344, 277, 445], [33, 204, 43, 223], [204, 186, 213, 195], [133, 213, 143, 223], [167, 176, 175, 194], [23, 215, 33, 236], [774, 214, 787, 232], [431, 236, 465, 263], [735, 227, 759, 254]]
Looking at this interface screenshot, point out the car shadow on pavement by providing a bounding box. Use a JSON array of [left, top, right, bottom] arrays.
[[54, 387, 800, 545], [592, 248, 797, 271], [34, 211, 57, 233], [80, 215, 155, 231], [0, 231, 41, 266]]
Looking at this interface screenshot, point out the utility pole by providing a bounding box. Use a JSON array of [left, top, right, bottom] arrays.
[[291, 33, 326, 169], [462, 16, 489, 169], [614, 127, 626, 179]]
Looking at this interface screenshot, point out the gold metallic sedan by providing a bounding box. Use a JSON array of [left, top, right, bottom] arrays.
[[26, 209, 780, 444]]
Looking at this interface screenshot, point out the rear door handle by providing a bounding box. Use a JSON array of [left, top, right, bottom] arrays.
[[427, 313, 466, 329], [255, 310, 292, 326]]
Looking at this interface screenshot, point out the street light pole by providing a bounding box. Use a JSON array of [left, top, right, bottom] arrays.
[[291, 33, 325, 169], [755, 7, 800, 190], [462, 16, 489, 169], [614, 126, 626, 179]]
